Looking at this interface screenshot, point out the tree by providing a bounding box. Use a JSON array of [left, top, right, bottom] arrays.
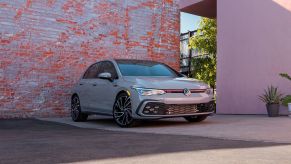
[[189, 18, 217, 55], [189, 18, 217, 89], [192, 55, 216, 89]]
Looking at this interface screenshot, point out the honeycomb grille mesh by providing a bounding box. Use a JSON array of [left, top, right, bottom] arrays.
[[166, 104, 199, 115]]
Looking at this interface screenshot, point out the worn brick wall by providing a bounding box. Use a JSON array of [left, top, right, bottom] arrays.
[[0, 0, 180, 118]]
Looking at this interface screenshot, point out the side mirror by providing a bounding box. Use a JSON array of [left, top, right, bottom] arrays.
[[98, 72, 113, 82]]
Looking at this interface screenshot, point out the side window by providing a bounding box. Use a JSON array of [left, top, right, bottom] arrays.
[[100, 61, 118, 79], [83, 63, 101, 79]]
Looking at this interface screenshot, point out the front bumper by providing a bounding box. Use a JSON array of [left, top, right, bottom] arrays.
[[135, 100, 215, 118], [129, 88, 214, 119]]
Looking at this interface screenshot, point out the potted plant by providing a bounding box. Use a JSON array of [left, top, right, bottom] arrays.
[[279, 73, 291, 116], [259, 86, 283, 117], [282, 95, 291, 115]]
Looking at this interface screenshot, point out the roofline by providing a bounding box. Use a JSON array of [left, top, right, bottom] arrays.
[[113, 58, 162, 63], [180, 30, 197, 36]]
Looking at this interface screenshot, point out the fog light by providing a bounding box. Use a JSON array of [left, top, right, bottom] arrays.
[[146, 106, 151, 109], [143, 103, 165, 115]]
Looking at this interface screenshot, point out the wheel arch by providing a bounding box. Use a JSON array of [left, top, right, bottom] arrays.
[[115, 90, 129, 100]]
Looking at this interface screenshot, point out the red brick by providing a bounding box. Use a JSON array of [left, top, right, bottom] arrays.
[[0, 0, 180, 118]]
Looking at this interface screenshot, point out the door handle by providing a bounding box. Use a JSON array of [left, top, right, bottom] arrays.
[[92, 84, 97, 86], [79, 83, 84, 86]]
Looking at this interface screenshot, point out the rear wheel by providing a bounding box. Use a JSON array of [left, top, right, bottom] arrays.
[[113, 93, 136, 128], [184, 115, 208, 122], [71, 95, 88, 122]]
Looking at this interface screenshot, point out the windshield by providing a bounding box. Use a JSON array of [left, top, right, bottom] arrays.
[[116, 60, 182, 77]]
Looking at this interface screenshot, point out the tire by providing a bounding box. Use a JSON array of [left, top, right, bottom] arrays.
[[184, 115, 208, 122], [113, 93, 136, 128], [71, 95, 88, 122]]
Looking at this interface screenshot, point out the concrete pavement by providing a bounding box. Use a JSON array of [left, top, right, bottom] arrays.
[[40, 115, 291, 143], [0, 119, 291, 164]]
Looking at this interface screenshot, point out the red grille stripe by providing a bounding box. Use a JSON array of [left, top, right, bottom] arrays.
[[164, 89, 206, 93]]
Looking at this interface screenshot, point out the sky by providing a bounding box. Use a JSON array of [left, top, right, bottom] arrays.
[[180, 12, 201, 33]]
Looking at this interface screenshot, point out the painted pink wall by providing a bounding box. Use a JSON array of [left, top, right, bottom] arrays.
[[217, 0, 291, 114]]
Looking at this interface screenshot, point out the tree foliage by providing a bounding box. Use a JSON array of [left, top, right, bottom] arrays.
[[189, 18, 217, 55], [189, 18, 217, 88], [192, 55, 216, 89], [279, 73, 291, 106], [280, 73, 291, 81]]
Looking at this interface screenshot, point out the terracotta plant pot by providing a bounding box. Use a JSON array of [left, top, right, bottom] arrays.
[[266, 104, 279, 117]]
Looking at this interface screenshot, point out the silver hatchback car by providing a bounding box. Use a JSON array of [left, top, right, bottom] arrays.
[[71, 59, 215, 127]]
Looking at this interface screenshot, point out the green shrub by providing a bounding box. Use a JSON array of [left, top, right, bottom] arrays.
[[279, 73, 291, 106], [282, 95, 291, 106], [191, 55, 216, 89]]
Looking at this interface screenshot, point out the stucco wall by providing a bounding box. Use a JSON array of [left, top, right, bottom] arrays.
[[217, 0, 291, 114], [0, 0, 180, 118]]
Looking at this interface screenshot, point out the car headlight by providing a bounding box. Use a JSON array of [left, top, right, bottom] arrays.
[[206, 88, 213, 95], [132, 87, 166, 96]]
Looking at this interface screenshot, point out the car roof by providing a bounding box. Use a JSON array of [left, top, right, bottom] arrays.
[[113, 59, 163, 64]]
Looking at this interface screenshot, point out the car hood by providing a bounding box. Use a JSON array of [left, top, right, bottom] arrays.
[[123, 76, 209, 89]]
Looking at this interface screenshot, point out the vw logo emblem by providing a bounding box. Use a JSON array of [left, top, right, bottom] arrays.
[[183, 88, 191, 96]]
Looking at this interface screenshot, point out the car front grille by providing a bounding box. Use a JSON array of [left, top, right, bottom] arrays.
[[141, 101, 215, 115], [163, 89, 206, 93], [166, 104, 199, 115]]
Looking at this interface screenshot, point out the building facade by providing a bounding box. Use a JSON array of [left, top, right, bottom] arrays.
[[3, 0, 289, 118], [181, 0, 291, 114], [180, 30, 197, 76], [0, 0, 180, 118]]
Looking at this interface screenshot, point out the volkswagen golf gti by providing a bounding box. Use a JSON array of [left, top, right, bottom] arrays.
[[71, 59, 215, 127]]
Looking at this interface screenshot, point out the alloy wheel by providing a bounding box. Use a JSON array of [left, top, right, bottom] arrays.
[[113, 94, 134, 127]]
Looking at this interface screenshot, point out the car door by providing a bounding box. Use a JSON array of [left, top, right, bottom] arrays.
[[78, 64, 100, 112], [82, 62, 107, 113], [89, 61, 119, 114]]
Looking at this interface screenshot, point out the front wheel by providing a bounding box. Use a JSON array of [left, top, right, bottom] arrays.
[[113, 93, 136, 128], [184, 115, 208, 122]]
